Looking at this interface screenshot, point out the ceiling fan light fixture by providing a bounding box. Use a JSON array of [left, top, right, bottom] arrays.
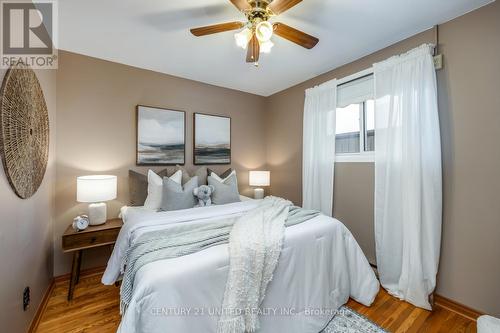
[[192, 0, 318, 65], [234, 28, 252, 49], [260, 40, 274, 53], [255, 21, 273, 42]]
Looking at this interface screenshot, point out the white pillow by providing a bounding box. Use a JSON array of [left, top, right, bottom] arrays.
[[210, 170, 236, 183], [144, 169, 182, 210]]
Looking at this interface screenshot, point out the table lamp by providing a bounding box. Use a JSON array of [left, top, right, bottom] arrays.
[[77, 175, 117, 225], [249, 171, 270, 199]]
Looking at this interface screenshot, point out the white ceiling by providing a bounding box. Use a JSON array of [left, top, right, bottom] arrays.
[[59, 0, 492, 96]]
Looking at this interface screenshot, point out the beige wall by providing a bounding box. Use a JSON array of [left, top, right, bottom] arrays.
[[265, 1, 500, 316], [54, 51, 267, 275], [0, 68, 56, 332], [333, 163, 375, 264], [435, 2, 500, 317]]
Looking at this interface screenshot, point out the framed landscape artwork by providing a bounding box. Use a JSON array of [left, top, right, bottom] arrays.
[[136, 105, 185, 165], [193, 113, 231, 165]]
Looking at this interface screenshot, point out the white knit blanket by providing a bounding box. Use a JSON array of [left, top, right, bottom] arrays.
[[217, 197, 292, 333]]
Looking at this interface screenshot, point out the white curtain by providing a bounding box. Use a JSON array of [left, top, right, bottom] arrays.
[[302, 80, 337, 216], [374, 44, 442, 310]]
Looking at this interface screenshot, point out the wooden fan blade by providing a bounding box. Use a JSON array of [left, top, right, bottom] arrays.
[[246, 34, 260, 63], [268, 0, 302, 15], [190, 22, 244, 36], [273, 22, 319, 49], [229, 0, 251, 11]]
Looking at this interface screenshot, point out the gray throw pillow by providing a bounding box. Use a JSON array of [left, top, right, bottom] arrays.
[[176, 165, 208, 186], [128, 168, 175, 206], [208, 174, 241, 205], [161, 176, 198, 211]]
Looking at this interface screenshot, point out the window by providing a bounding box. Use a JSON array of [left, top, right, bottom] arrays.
[[335, 72, 375, 162], [364, 99, 375, 152], [335, 100, 374, 154], [336, 103, 361, 153]]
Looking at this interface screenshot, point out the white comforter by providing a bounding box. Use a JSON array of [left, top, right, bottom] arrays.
[[103, 201, 379, 333]]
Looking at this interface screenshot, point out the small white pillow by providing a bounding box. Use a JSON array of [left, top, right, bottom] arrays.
[[210, 170, 236, 183], [144, 169, 182, 210]]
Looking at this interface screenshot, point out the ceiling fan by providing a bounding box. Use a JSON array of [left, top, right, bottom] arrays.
[[190, 0, 319, 66]]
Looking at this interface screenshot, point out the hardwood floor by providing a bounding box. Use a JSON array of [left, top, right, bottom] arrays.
[[36, 273, 121, 333], [36, 271, 476, 333], [347, 292, 477, 332]]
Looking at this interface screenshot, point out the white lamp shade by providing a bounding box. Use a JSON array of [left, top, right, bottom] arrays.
[[255, 21, 273, 42], [249, 171, 270, 187], [77, 175, 117, 203], [260, 40, 274, 53], [234, 28, 252, 49]]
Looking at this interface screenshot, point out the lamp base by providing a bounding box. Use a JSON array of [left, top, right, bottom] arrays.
[[253, 188, 265, 200], [88, 203, 107, 225]]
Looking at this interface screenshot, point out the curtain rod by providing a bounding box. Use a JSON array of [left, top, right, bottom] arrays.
[[434, 25, 439, 56], [308, 25, 440, 92]]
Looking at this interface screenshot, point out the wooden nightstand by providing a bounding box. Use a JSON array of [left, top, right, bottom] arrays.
[[62, 218, 123, 301]]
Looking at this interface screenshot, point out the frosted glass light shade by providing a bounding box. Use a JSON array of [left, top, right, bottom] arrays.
[[77, 175, 117, 203], [249, 171, 270, 187], [256, 21, 273, 42], [260, 40, 274, 53], [234, 28, 252, 49]]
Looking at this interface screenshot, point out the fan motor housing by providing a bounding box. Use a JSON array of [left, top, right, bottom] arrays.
[[249, 0, 271, 10], [246, 1, 272, 24]]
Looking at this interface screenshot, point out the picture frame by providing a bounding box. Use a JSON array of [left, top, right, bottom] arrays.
[[193, 113, 231, 165], [136, 105, 186, 165]]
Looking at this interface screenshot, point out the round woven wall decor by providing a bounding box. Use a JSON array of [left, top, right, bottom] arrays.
[[0, 63, 49, 199]]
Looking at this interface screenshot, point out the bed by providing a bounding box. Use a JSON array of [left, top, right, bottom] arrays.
[[102, 198, 379, 333]]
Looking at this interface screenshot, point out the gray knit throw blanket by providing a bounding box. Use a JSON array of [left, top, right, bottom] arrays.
[[120, 197, 320, 332]]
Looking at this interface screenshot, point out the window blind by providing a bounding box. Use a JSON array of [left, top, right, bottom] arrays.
[[337, 74, 374, 108]]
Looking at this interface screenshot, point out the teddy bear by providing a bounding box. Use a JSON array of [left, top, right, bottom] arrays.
[[193, 185, 215, 207]]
